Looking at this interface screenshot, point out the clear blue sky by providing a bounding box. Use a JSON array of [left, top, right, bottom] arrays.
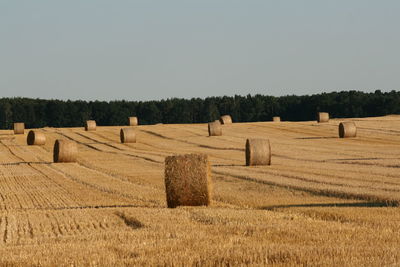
[[1, 1, 399, 101]]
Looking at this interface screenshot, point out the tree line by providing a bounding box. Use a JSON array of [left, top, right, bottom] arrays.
[[0, 90, 399, 129]]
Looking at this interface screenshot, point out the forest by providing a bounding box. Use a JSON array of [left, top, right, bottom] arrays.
[[0, 90, 399, 129]]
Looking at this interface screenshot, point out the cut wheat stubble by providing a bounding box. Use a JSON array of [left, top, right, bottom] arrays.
[[164, 153, 212, 208], [245, 138, 271, 166], [53, 139, 78, 163]]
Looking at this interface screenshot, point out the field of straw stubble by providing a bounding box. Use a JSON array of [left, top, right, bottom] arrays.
[[1, 115, 400, 266]]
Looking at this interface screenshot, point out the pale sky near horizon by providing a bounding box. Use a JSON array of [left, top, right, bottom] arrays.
[[1, 1, 399, 101]]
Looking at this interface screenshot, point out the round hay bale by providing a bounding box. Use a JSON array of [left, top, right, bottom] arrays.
[[120, 128, 136, 143], [27, 130, 46, 145], [13, 122, 25, 135], [53, 139, 78, 163], [273, 116, 281, 122], [164, 153, 212, 208], [339, 122, 357, 138], [245, 138, 271, 166], [129, 116, 138, 126], [85, 120, 96, 131], [208, 121, 222, 136], [317, 112, 329, 123], [219, 115, 232, 125]]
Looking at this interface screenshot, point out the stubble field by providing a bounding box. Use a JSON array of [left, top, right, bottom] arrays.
[[1, 115, 400, 266]]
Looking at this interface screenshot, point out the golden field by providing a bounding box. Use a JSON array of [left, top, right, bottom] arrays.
[[1, 115, 400, 266]]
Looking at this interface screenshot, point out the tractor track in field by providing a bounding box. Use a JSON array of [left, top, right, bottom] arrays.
[[54, 130, 163, 164], [213, 170, 399, 206]]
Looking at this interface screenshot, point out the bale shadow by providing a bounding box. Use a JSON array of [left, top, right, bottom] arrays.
[[212, 164, 245, 167], [260, 202, 389, 210]]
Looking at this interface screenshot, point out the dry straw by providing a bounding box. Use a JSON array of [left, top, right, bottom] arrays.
[[129, 116, 138, 126], [53, 139, 78, 163], [273, 116, 281, 122], [219, 115, 232, 125], [317, 112, 329, 123], [339, 122, 357, 138], [164, 153, 212, 208], [120, 128, 136, 143], [245, 138, 271, 166], [13, 122, 25, 135], [208, 121, 222, 136], [85, 120, 96, 131], [27, 130, 46, 145]]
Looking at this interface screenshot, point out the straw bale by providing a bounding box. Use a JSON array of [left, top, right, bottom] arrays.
[[339, 122, 357, 138], [208, 121, 222, 136], [27, 130, 46, 145], [164, 153, 212, 208], [317, 112, 329, 123], [85, 120, 96, 131], [120, 128, 136, 143], [53, 139, 78, 163], [245, 138, 271, 166], [219, 115, 232, 124], [13, 122, 25, 134]]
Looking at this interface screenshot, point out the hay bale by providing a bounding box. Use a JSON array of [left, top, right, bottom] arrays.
[[53, 140, 78, 163], [208, 121, 222, 136], [317, 112, 329, 123], [129, 116, 138, 126], [27, 130, 46, 145], [245, 138, 271, 166], [13, 122, 25, 135], [85, 120, 96, 131], [164, 153, 212, 208], [219, 115, 232, 125], [120, 128, 136, 143], [273, 116, 281, 122], [339, 122, 357, 138]]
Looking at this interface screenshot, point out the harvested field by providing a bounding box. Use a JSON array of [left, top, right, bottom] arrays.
[[1, 115, 400, 265]]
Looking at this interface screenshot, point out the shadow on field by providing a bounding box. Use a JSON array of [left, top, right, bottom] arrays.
[[294, 136, 337, 140], [0, 161, 53, 166], [261, 202, 389, 210], [212, 164, 245, 167]]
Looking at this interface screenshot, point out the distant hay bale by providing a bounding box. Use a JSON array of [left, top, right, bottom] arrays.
[[317, 112, 329, 123], [164, 153, 212, 208], [129, 116, 138, 126], [53, 140, 78, 163], [120, 128, 136, 143], [85, 120, 96, 131], [339, 122, 357, 138], [219, 115, 232, 124], [13, 123, 25, 135], [27, 130, 46, 145], [273, 116, 281, 122], [245, 138, 271, 166], [208, 121, 222, 136]]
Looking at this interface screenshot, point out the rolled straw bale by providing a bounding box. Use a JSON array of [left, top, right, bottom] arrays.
[[208, 121, 222, 136], [27, 130, 46, 145], [339, 122, 357, 138], [129, 116, 138, 126], [85, 120, 96, 131], [317, 112, 329, 123], [164, 153, 212, 208], [245, 138, 271, 166], [13, 122, 25, 134], [120, 128, 136, 143], [273, 116, 281, 122], [53, 140, 78, 163], [219, 115, 232, 125]]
